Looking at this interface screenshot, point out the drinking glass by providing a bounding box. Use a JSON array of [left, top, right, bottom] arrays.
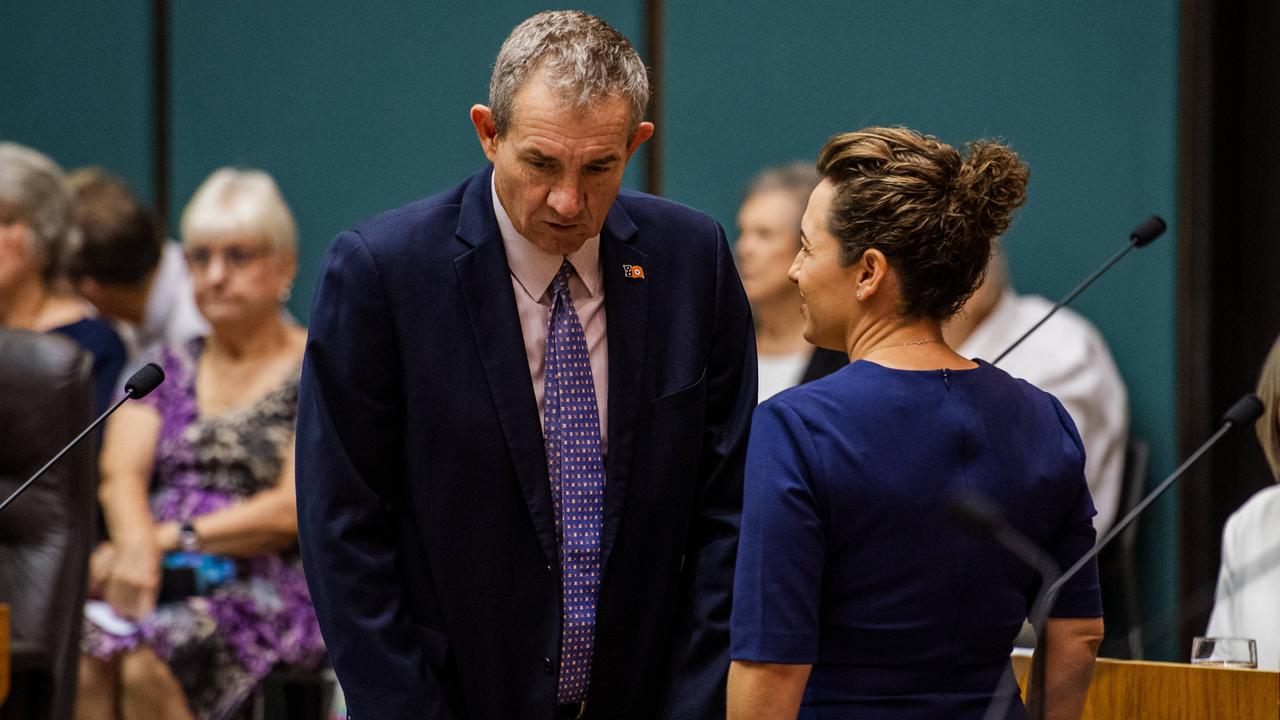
[[1190, 636, 1258, 668]]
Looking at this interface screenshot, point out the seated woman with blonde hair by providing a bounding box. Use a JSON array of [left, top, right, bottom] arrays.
[[729, 127, 1103, 720], [1206, 334, 1280, 670], [77, 168, 324, 720]]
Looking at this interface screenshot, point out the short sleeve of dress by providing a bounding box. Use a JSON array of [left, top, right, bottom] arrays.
[[1045, 395, 1104, 618], [731, 398, 825, 663]]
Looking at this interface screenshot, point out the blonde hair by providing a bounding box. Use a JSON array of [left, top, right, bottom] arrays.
[[180, 168, 296, 253], [1257, 335, 1280, 481]]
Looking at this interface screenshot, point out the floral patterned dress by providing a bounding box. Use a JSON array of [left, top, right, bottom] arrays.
[[83, 338, 325, 720]]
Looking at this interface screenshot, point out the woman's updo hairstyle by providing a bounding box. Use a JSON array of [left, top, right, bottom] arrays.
[[815, 126, 1029, 320]]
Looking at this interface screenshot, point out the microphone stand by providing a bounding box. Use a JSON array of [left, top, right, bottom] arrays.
[[948, 492, 1061, 720], [0, 362, 165, 514], [992, 216, 1165, 366]]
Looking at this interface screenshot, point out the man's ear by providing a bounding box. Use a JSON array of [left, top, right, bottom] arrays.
[[626, 121, 655, 158], [470, 104, 500, 162]]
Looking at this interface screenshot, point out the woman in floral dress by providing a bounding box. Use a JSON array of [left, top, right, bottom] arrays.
[[77, 168, 324, 720]]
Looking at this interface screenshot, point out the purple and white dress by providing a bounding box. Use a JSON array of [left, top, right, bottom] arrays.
[[83, 338, 325, 720]]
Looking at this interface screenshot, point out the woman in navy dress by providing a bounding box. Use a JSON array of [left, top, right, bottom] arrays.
[[0, 142, 125, 415], [729, 127, 1104, 720]]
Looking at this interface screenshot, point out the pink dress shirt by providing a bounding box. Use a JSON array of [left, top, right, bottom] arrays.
[[492, 178, 609, 453]]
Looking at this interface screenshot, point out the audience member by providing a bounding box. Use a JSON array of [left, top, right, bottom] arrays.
[[66, 167, 207, 388], [729, 127, 1103, 720], [0, 142, 125, 414], [735, 162, 846, 402], [943, 244, 1128, 534], [1206, 334, 1280, 670], [77, 168, 324, 720]]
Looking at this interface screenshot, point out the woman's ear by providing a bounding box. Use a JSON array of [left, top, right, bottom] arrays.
[[856, 248, 890, 299]]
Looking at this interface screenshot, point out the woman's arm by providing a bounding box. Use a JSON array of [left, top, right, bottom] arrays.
[[154, 441, 300, 557], [1027, 615, 1104, 720], [98, 403, 163, 618], [727, 660, 810, 720]]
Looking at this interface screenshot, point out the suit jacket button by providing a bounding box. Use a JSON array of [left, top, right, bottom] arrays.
[[546, 563, 553, 574], [543, 656, 554, 674]]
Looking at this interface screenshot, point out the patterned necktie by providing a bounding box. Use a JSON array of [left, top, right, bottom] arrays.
[[543, 259, 605, 704]]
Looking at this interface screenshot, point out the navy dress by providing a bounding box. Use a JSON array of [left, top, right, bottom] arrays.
[[732, 360, 1102, 720], [51, 317, 126, 416]]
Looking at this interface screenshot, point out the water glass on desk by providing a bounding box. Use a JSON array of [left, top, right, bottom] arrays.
[[1191, 636, 1258, 668]]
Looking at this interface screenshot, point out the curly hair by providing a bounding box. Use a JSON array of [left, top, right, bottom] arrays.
[[816, 126, 1029, 320]]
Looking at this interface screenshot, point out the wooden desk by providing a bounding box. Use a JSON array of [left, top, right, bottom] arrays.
[[1012, 653, 1279, 719], [0, 603, 9, 704]]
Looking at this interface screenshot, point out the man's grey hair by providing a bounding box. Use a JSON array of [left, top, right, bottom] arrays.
[[745, 161, 821, 213], [0, 142, 79, 282], [490, 10, 650, 137]]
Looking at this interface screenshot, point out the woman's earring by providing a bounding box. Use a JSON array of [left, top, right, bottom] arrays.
[[856, 290, 864, 301], [280, 286, 292, 303]]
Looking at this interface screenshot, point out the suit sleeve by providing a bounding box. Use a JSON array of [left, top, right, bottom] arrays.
[[661, 222, 757, 720], [296, 231, 455, 720]]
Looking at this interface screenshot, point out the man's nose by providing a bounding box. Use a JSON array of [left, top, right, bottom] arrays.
[[546, 176, 584, 219]]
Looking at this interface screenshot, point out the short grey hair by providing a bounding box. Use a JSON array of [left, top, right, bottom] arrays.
[[0, 142, 80, 282], [489, 10, 649, 137], [180, 168, 297, 253], [745, 161, 821, 214]]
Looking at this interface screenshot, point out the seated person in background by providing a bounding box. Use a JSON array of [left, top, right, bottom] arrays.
[[1206, 334, 1280, 670], [729, 127, 1103, 720], [0, 142, 125, 415], [66, 167, 207, 389], [77, 168, 324, 720], [735, 161, 846, 402], [942, 242, 1128, 535]]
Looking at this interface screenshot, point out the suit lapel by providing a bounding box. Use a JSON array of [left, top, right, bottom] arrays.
[[454, 168, 558, 566], [599, 203, 646, 570]]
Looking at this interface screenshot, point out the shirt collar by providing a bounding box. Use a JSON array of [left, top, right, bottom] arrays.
[[491, 174, 601, 303], [141, 243, 185, 342]]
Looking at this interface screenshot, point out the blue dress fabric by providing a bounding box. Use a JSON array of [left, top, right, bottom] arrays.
[[731, 359, 1102, 720], [51, 317, 126, 415]]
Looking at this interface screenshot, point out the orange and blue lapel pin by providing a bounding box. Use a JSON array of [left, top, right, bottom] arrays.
[[622, 264, 646, 280]]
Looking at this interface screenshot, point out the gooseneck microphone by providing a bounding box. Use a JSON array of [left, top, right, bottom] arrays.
[[948, 491, 1061, 720], [0, 362, 165, 514], [991, 215, 1166, 366], [1044, 393, 1263, 608]]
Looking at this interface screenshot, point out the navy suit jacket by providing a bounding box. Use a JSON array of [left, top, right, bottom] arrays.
[[296, 167, 756, 720]]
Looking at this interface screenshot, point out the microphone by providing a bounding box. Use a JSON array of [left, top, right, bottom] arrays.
[[0, 362, 165, 514], [124, 362, 164, 399], [947, 491, 1060, 720], [991, 215, 1166, 366], [1046, 392, 1263, 608]]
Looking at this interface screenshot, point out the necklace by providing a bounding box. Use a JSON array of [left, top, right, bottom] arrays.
[[862, 338, 944, 357]]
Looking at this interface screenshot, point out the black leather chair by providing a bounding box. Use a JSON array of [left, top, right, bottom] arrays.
[[1098, 437, 1149, 659], [0, 328, 96, 720]]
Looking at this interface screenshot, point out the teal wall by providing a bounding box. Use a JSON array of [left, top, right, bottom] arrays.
[[2, 2, 1182, 658], [0, 2, 154, 199]]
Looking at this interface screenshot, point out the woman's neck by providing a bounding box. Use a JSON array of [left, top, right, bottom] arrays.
[[0, 276, 86, 331], [0, 274, 48, 329], [205, 313, 294, 362], [847, 315, 974, 371], [753, 293, 811, 356]]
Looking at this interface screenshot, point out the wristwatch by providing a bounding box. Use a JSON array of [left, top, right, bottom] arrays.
[[178, 520, 200, 552]]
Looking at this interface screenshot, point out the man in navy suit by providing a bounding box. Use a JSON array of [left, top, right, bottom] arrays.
[[295, 11, 756, 720]]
